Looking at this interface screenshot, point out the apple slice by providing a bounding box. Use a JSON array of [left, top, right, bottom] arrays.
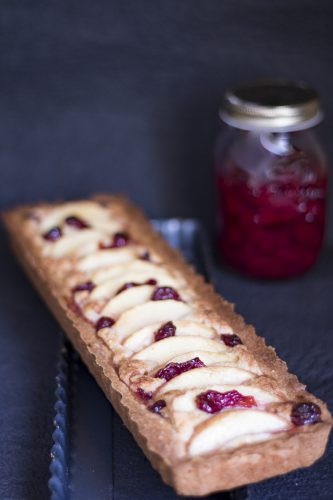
[[82, 302, 101, 323], [122, 321, 217, 353], [113, 300, 191, 341], [164, 350, 238, 367], [101, 285, 154, 318], [90, 269, 179, 301], [168, 320, 217, 338], [133, 336, 227, 364], [168, 408, 208, 441], [91, 262, 131, 284], [156, 366, 254, 396], [122, 322, 163, 351], [40, 201, 113, 232], [77, 248, 137, 272], [44, 229, 104, 258], [188, 409, 289, 456], [91, 259, 170, 285], [165, 348, 262, 377]]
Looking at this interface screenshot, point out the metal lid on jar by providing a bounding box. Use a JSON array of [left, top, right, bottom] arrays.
[[220, 81, 323, 132]]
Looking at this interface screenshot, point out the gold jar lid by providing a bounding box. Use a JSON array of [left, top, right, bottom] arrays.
[[220, 81, 323, 132]]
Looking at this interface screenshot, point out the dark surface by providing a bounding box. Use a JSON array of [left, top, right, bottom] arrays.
[[1, 0, 333, 241], [1, 2, 332, 499]]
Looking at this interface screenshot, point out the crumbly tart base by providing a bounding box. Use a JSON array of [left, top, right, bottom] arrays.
[[3, 195, 332, 497]]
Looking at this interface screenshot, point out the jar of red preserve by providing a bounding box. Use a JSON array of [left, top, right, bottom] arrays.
[[215, 81, 328, 279]]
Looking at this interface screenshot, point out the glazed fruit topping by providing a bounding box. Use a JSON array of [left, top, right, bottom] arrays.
[[95, 316, 115, 331], [136, 388, 153, 401], [221, 334, 243, 347], [43, 226, 62, 241], [151, 286, 181, 301], [72, 281, 95, 293], [291, 402, 321, 426], [116, 279, 157, 295], [154, 321, 176, 342], [155, 357, 205, 381], [100, 232, 130, 249], [148, 399, 166, 415], [196, 389, 257, 414], [65, 215, 90, 229]]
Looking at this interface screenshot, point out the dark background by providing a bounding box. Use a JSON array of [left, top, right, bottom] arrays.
[[1, 1, 332, 499], [1, 0, 333, 240]]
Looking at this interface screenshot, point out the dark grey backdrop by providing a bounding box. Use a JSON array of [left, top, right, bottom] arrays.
[[1, 0, 333, 240], [1, 2, 333, 499]]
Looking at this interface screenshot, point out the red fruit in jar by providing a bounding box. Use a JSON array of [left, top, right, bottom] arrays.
[[154, 321, 176, 342], [291, 402, 321, 426], [221, 334, 243, 347], [43, 226, 62, 241], [148, 399, 166, 415], [196, 389, 256, 414], [155, 357, 205, 381], [72, 281, 95, 293], [136, 388, 153, 401], [100, 232, 130, 249], [65, 215, 90, 229], [151, 286, 181, 301], [217, 170, 327, 279], [95, 316, 115, 331]]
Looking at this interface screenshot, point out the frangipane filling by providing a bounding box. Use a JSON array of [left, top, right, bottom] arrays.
[[28, 201, 321, 457]]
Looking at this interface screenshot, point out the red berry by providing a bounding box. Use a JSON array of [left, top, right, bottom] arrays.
[[155, 357, 205, 381], [95, 316, 115, 331], [221, 334, 243, 347], [148, 399, 166, 415], [151, 286, 181, 301], [196, 389, 256, 414], [65, 215, 89, 229], [113, 232, 130, 247], [145, 279, 157, 286], [72, 281, 95, 293], [154, 321, 176, 342], [100, 232, 130, 249], [43, 226, 62, 241], [136, 388, 153, 401], [291, 402, 321, 426]]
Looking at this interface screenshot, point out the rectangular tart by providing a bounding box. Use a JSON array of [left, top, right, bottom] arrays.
[[3, 195, 332, 496]]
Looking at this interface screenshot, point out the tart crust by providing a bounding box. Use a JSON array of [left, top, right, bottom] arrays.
[[3, 195, 332, 496]]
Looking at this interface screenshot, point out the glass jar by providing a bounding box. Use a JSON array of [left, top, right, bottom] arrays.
[[215, 81, 328, 279]]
